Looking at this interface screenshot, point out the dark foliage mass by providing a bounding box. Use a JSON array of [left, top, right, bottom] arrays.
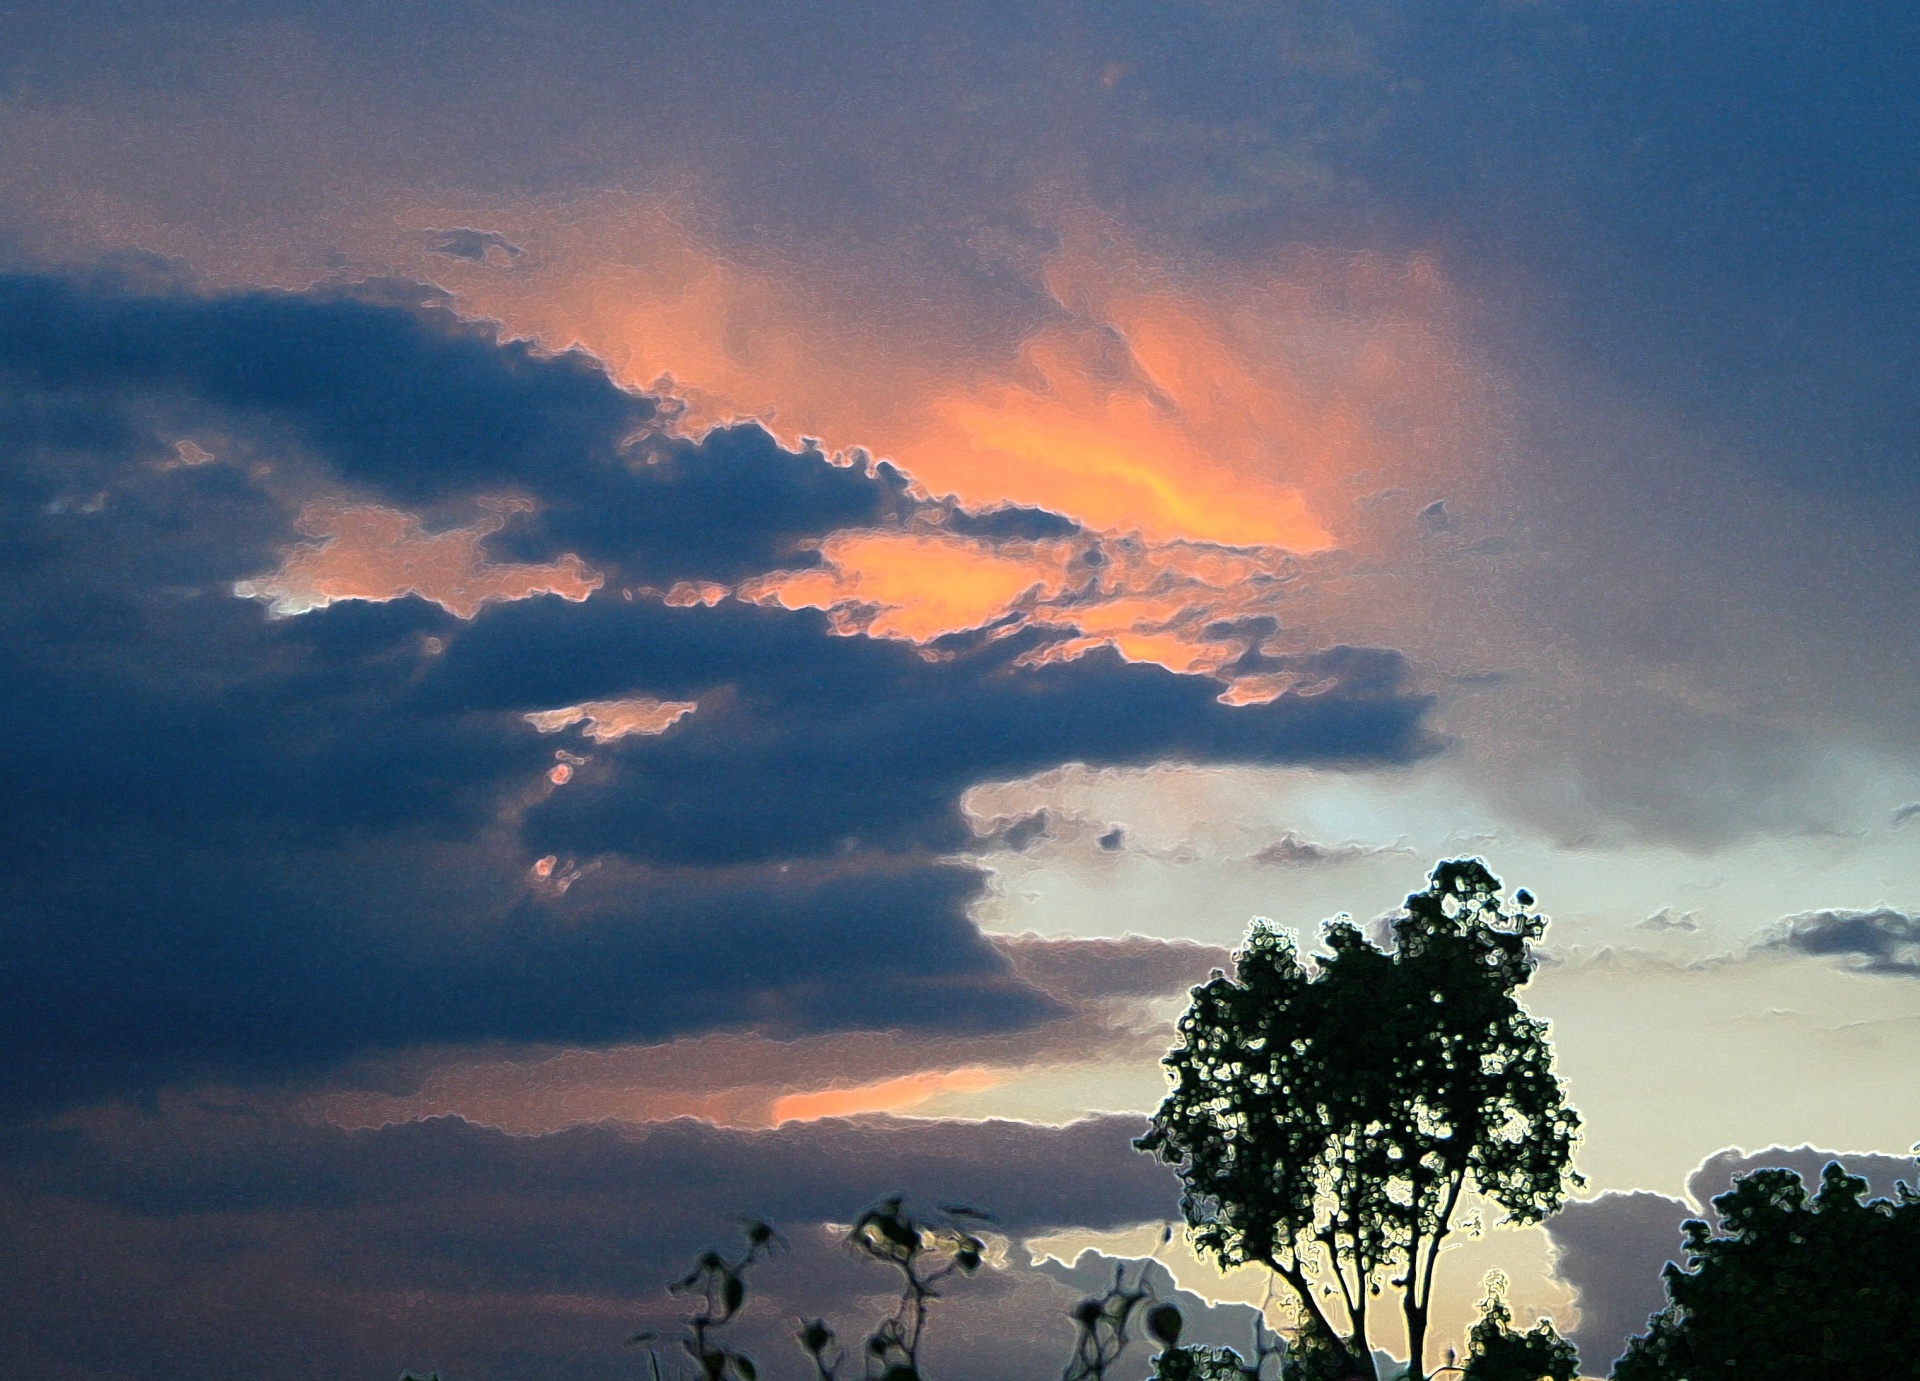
[[1613, 1160, 1920, 1381], [1457, 1287, 1577, 1381], [1137, 861, 1580, 1381]]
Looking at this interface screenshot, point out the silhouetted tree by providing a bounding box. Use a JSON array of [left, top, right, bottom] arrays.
[[1456, 1276, 1577, 1381], [1612, 1159, 1920, 1380], [1136, 860, 1581, 1381]]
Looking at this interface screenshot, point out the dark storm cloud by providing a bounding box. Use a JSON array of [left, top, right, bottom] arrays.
[[12, 1111, 1175, 1239], [0, 272, 904, 584], [0, 1110, 1178, 1381], [0, 272, 1432, 1110], [1753, 908, 1920, 976], [450, 598, 1429, 868], [4, 3, 1917, 850]]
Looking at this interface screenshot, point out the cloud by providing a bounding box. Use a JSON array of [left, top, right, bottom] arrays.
[[0, 271, 908, 586], [524, 696, 699, 742], [1248, 830, 1407, 868], [1751, 908, 1920, 976], [0, 1107, 1181, 1381], [427, 227, 525, 264], [315, 933, 1223, 1135], [768, 1068, 1003, 1124], [1684, 1144, 1916, 1215], [1034, 1253, 1266, 1364], [478, 599, 1431, 870], [234, 497, 602, 617], [0, 271, 1433, 1110], [989, 934, 1232, 1004], [1542, 1191, 1689, 1376], [378, 198, 1490, 689], [740, 529, 1084, 643]]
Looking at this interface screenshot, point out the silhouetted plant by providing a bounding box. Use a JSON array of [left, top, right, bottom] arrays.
[[797, 1196, 989, 1381], [1145, 1295, 1285, 1381], [1452, 1274, 1576, 1381], [1612, 1158, 1920, 1380], [1136, 860, 1582, 1381], [631, 1220, 784, 1381], [1060, 1258, 1158, 1381]]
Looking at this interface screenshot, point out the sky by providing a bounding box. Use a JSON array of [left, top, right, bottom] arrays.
[[1, 3, 1916, 1377]]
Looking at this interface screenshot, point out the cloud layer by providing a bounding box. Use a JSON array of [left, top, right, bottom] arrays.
[[0, 270, 1429, 1115]]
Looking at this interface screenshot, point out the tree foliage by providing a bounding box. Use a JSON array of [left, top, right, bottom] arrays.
[[1457, 1278, 1578, 1381], [1135, 860, 1581, 1381], [1612, 1159, 1920, 1381]]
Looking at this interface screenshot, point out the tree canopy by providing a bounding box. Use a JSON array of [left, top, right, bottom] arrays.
[[1136, 859, 1581, 1381], [1458, 1283, 1578, 1381], [1612, 1159, 1920, 1380]]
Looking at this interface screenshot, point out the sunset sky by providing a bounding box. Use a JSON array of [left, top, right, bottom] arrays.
[[2, 5, 1916, 1378]]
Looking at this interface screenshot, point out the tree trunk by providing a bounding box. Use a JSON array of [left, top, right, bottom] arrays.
[[1271, 1262, 1377, 1381], [1404, 1299, 1428, 1381]]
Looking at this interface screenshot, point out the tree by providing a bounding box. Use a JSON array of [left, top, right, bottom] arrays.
[[1136, 860, 1582, 1381], [1457, 1276, 1578, 1381], [1612, 1159, 1920, 1380]]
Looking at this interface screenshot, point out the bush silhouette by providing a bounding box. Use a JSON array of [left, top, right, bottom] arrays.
[[1456, 1277, 1577, 1381], [1612, 1159, 1920, 1380]]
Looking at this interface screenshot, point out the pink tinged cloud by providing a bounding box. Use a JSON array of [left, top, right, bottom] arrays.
[[524, 697, 699, 742], [233, 498, 600, 618], [768, 1067, 1002, 1125]]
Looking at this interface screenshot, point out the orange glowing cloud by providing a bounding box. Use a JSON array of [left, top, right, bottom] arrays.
[[397, 200, 1471, 547], [382, 196, 1488, 680], [235, 498, 600, 618], [915, 322, 1332, 549], [768, 1068, 1002, 1125], [739, 531, 1082, 641], [740, 529, 1317, 699], [525, 697, 699, 741]]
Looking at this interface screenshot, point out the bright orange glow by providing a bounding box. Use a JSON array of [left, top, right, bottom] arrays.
[[916, 323, 1331, 549], [387, 196, 1488, 681], [235, 499, 600, 618], [525, 697, 698, 741], [739, 531, 1081, 641], [662, 580, 730, 608], [738, 529, 1315, 697], [768, 1067, 1001, 1125]]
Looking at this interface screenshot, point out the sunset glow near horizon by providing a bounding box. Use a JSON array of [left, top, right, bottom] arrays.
[[2, 6, 1917, 1380]]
